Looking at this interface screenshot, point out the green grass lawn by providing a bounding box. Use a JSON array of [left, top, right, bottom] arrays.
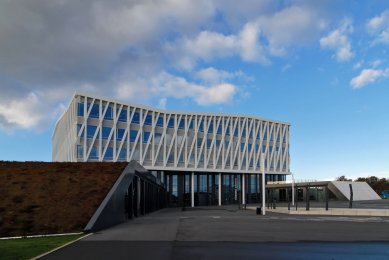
[[0, 234, 84, 260]]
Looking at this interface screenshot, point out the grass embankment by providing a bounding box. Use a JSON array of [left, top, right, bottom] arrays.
[[0, 234, 84, 260], [0, 161, 127, 237]]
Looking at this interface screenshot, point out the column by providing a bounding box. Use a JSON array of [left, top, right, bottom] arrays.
[[242, 173, 246, 205], [191, 172, 194, 207], [218, 173, 222, 206]]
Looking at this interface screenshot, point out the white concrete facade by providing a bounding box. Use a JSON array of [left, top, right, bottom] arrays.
[[53, 93, 291, 177]]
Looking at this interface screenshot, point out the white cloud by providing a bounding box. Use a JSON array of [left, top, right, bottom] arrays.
[[115, 72, 237, 106], [350, 68, 389, 89], [151, 72, 236, 105], [259, 6, 326, 56], [370, 59, 382, 68], [366, 10, 389, 44], [367, 10, 389, 31], [158, 98, 167, 110], [196, 67, 234, 83], [282, 64, 292, 72], [168, 5, 325, 69], [320, 18, 354, 62], [353, 61, 363, 70], [0, 92, 62, 130], [196, 67, 251, 84], [166, 31, 238, 70], [0, 1, 330, 131], [238, 21, 268, 63]]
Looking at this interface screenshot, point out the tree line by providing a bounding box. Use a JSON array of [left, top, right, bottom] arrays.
[[336, 175, 389, 195]]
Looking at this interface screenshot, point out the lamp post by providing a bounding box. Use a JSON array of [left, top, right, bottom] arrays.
[[261, 154, 266, 215], [291, 172, 295, 206]]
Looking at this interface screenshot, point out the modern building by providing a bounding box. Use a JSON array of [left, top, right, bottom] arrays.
[[53, 93, 291, 207]]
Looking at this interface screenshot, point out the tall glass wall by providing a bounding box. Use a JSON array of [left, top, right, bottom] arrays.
[[153, 171, 287, 207]]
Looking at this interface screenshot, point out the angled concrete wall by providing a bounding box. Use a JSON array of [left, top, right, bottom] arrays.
[[329, 181, 381, 201], [84, 161, 149, 232]]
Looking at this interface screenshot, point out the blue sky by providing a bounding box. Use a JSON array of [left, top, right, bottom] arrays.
[[0, 0, 388, 181]]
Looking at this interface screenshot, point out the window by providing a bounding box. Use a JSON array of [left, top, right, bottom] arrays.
[[208, 121, 213, 133], [87, 103, 99, 118], [225, 126, 230, 135], [130, 130, 138, 142], [197, 138, 202, 148], [104, 106, 113, 120], [207, 139, 212, 147], [117, 128, 125, 141], [133, 112, 140, 124], [248, 127, 252, 138], [77, 124, 84, 138], [217, 124, 222, 134], [178, 119, 185, 129], [77, 145, 83, 159], [198, 120, 204, 132], [145, 114, 152, 125], [77, 103, 84, 117], [87, 125, 97, 139], [168, 118, 174, 128], [143, 132, 150, 143], [118, 148, 126, 161], [188, 120, 194, 129], [89, 146, 98, 160], [104, 147, 113, 160], [102, 127, 111, 140], [249, 158, 253, 167], [250, 175, 256, 192], [118, 109, 127, 122], [240, 143, 245, 151], [157, 117, 164, 127]]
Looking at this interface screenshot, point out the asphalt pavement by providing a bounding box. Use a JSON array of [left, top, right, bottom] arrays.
[[43, 206, 389, 259]]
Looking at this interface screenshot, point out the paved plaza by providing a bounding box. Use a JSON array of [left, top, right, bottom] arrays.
[[44, 206, 389, 259]]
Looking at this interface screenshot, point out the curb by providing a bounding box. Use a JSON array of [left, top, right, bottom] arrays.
[[31, 233, 92, 259], [0, 232, 84, 240]]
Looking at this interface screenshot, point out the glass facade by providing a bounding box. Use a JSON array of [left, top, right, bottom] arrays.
[[160, 171, 286, 207]]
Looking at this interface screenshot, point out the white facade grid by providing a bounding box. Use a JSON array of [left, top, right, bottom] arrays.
[[52, 93, 291, 175]]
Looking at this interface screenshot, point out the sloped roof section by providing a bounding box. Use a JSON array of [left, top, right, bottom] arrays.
[[328, 181, 381, 201]]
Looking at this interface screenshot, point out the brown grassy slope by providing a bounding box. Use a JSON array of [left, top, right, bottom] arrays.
[[0, 162, 127, 237]]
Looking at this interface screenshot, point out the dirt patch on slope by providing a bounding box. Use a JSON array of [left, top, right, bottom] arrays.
[[0, 161, 127, 237]]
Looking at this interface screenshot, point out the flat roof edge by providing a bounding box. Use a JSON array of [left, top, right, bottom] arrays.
[[73, 92, 291, 126]]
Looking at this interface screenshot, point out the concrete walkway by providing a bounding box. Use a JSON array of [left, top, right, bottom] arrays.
[[250, 206, 389, 216], [43, 207, 389, 260]]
